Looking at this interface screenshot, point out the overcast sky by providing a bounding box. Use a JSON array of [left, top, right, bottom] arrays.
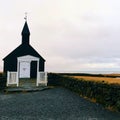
[[0, 0, 120, 73]]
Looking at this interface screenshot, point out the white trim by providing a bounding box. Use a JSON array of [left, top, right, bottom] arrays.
[[17, 55, 39, 79], [18, 55, 39, 62]]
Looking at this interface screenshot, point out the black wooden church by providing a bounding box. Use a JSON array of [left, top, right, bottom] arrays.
[[3, 21, 45, 78]]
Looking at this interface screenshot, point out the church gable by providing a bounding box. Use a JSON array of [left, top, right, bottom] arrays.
[[3, 44, 45, 61]]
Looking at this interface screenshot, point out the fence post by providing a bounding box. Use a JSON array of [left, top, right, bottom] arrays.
[[16, 72, 19, 87], [36, 72, 39, 86], [7, 71, 9, 86], [45, 72, 47, 86]]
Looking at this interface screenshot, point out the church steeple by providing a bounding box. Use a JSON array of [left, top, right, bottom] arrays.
[[21, 21, 30, 45]]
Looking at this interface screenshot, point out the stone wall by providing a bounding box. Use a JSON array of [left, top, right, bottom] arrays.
[[48, 73, 120, 112], [0, 73, 6, 91]]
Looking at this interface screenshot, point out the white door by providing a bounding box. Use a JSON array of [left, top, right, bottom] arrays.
[[19, 62, 30, 78]]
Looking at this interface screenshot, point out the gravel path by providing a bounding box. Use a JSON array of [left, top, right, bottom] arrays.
[[0, 87, 120, 120]]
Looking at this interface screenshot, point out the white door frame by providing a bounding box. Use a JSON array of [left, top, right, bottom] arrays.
[[17, 55, 39, 79]]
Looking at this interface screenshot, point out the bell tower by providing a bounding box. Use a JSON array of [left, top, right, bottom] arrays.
[[21, 21, 30, 45], [21, 13, 30, 45]]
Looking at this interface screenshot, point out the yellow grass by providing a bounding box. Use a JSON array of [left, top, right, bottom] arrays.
[[70, 76, 120, 84], [103, 73, 120, 77]]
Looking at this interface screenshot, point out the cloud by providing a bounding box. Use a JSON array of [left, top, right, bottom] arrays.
[[46, 56, 120, 72], [1, 0, 120, 72]]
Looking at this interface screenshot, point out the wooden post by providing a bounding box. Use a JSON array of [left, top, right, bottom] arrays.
[[17, 59, 20, 87], [16, 72, 19, 87], [36, 60, 39, 86], [7, 71, 9, 86], [45, 72, 47, 86]]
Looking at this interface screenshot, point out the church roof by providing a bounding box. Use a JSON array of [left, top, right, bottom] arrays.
[[3, 44, 45, 61]]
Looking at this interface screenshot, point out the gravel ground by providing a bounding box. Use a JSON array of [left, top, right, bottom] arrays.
[[0, 87, 120, 120]]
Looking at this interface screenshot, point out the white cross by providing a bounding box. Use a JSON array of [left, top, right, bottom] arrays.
[[24, 12, 27, 21]]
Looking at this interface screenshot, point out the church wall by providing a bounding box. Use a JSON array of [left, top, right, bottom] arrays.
[[4, 57, 45, 78], [3, 58, 17, 75]]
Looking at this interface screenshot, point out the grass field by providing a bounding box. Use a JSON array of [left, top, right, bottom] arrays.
[[70, 76, 120, 84]]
